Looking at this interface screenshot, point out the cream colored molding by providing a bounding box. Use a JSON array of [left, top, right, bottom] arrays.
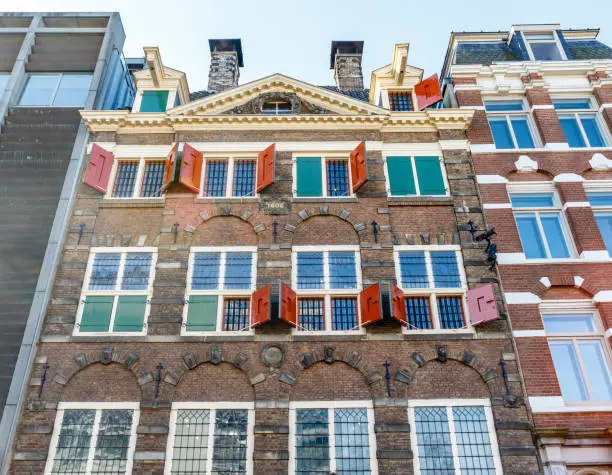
[[539, 277, 552, 288], [514, 155, 538, 173], [439, 140, 469, 151], [590, 153, 612, 171], [553, 173, 584, 183], [476, 175, 508, 184]]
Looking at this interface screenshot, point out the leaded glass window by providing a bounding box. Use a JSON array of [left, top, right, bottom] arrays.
[[108, 159, 165, 199], [233, 160, 256, 197], [295, 155, 352, 198], [223, 299, 250, 331], [112, 161, 139, 198], [201, 157, 258, 199], [141, 161, 165, 197], [326, 160, 350, 197], [204, 160, 227, 197], [298, 298, 325, 331], [331, 297, 358, 330], [388, 91, 413, 111]]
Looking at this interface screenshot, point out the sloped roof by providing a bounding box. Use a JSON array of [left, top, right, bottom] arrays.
[[566, 40, 612, 60]]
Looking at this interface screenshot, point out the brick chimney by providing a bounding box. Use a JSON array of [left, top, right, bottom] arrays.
[[330, 41, 364, 90], [208, 38, 243, 93]]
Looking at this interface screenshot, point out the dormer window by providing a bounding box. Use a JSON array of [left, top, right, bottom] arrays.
[[262, 100, 292, 115], [388, 91, 413, 111], [524, 33, 565, 61], [139, 90, 169, 113]]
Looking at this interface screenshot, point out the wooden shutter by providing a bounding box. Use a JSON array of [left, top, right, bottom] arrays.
[[415, 74, 442, 110], [257, 144, 275, 192], [186, 295, 218, 332], [360, 283, 383, 326], [80, 296, 114, 332], [180, 143, 203, 193], [113, 296, 147, 332], [467, 284, 499, 325], [162, 143, 178, 192], [296, 157, 322, 197], [279, 282, 297, 327], [389, 283, 407, 326], [350, 141, 367, 192], [84, 144, 114, 193], [415, 157, 445, 195], [386, 157, 415, 195], [250, 285, 271, 328]]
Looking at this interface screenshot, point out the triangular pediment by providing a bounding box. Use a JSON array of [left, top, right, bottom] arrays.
[[169, 74, 388, 116]]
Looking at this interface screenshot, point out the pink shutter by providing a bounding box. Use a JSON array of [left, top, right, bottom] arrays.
[[415, 74, 443, 110], [84, 144, 114, 193], [467, 284, 499, 325]]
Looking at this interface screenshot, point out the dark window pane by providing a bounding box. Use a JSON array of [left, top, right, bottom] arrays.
[[192, 253, 221, 290], [405, 297, 432, 329], [204, 160, 227, 197], [141, 161, 165, 197], [399, 252, 429, 288], [329, 252, 357, 289], [51, 410, 95, 474], [212, 410, 249, 474], [334, 408, 371, 474], [389, 92, 413, 111], [326, 160, 349, 197], [224, 253, 253, 289], [431, 251, 461, 288], [112, 161, 139, 197], [414, 407, 455, 474], [296, 409, 329, 475], [437, 296, 465, 329], [91, 410, 133, 474], [452, 406, 496, 474], [299, 298, 325, 331], [90, 253, 121, 290], [233, 160, 256, 197], [171, 410, 210, 474], [121, 253, 152, 290], [297, 252, 324, 290], [223, 299, 250, 331], [331, 297, 357, 330]]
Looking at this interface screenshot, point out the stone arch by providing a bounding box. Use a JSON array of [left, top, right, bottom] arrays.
[[285, 208, 366, 245], [532, 273, 597, 298], [60, 363, 141, 402], [507, 169, 553, 182], [189, 214, 259, 246]]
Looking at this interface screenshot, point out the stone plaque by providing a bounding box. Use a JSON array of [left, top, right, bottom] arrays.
[[260, 199, 290, 215]]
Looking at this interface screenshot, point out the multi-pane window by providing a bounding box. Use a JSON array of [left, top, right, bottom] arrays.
[[587, 192, 612, 255], [19, 73, 91, 107], [293, 246, 361, 331], [510, 193, 572, 259], [394, 247, 467, 330], [139, 90, 170, 112], [388, 91, 413, 111], [295, 155, 352, 198], [484, 100, 537, 149], [76, 249, 155, 335], [109, 159, 166, 198], [409, 400, 502, 475], [45, 403, 138, 475], [262, 100, 292, 114], [553, 99, 608, 148], [201, 156, 257, 198], [385, 156, 447, 196], [166, 403, 254, 474], [523, 32, 565, 61], [543, 311, 612, 402], [289, 402, 377, 475], [183, 247, 256, 333]]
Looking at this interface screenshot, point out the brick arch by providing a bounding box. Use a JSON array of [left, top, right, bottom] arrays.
[[189, 213, 260, 246], [289, 361, 374, 401], [58, 362, 141, 403], [532, 273, 598, 298], [172, 362, 255, 401], [284, 207, 367, 245], [506, 168, 554, 182]]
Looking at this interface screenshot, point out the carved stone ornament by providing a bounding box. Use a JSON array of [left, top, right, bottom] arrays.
[[252, 92, 301, 114], [323, 345, 335, 364], [436, 344, 448, 363], [261, 344, 284, 368], [210, 345, 222, 365]]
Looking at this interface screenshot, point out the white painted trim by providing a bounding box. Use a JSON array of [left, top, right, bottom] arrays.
[[594, 291, 612, 303], [580, 250, 610, 260], [553, 173, 584, 183], [540, 277, 552, 288], [506, 181, 556, 194], [505, 292, 542, 304], [544, 142, 571, 151], [476, 175, 509, 184], [513, 330, 547, 337], [529, 396, 612, 413], [496, 253, 527, 264], [471, 144, 497, 153], [562, 201, 590, 210], [408, 398, 491, 407], [605, 328, 612, 339], [439, 140, 470, 151], [531, 104, 555, 110], [199, 154, 259, 199], [380, 142, 442, 154], [483, 203, 512, 209]]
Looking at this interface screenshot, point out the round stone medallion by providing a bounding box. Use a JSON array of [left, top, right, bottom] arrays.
[[261, 344, 284, 368]]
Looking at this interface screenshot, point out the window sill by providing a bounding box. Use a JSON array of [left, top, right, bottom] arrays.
[[196, 197, 259, 204], [100, 198, 165, 208], [292, 197, 358, 203], [387, 196, 453, 205], [472, 144, 612, 154]]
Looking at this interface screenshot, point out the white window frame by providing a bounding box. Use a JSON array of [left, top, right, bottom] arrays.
[[586, 186, 612, 256], [408, 398, 503, 475], [393, 245, 470, 333], [74, 247, 157, 336], [386, 89, 417, 111], [261, 99, 292, 114], [105, 157, 167, 199], [292, 152, 355, 199], [541, 301, 612, 405], [288, 400, 378, 475], [182, 246, 257, 335], [198, 153, 259, 199], [45, 402, 139, 475], [522, 31, 567, 61], [132, 87, 178, 113], [291, 245, 363, 333], [18, 72, 92, 107], [165, 401, 255, 475], [382, 154, 450, 197], [509, 186, 577, 260], [552, 97, 610, 148], [483, 97, 541, 150]]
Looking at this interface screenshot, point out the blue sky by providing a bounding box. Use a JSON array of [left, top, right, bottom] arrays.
[[2, 0, 611, 92]]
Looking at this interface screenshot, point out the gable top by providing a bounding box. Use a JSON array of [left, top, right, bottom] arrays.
[[134, 47, 190, 105]]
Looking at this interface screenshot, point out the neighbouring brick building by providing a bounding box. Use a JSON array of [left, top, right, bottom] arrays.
[[7, 37, 541, 474], [442, 23, 612, 474]]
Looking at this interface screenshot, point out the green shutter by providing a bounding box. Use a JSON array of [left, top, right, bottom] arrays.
[[186, 295, 218, 332], [415, 156, 446, 195], [140, 90, 169, 112], [296, 157, 322, 197], [386, 157, 416, 196], [113, 296, 147, 332], [80, 296, 113, 332]]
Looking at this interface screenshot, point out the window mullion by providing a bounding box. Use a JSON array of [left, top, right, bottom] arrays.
[[430, 293, 440, 329], [227, 158, 235, 197], [446, 406, 461, 475], [117, 253, 127, 291], [506, 115, 520, 149], [325, 295, 332, 330], [134, 158, 146, 197], [200, 159, 207, 197], [323, 252, 330, 290], [49, 74, 62, 106], [219, 253, 226, 290], [322, 157, 328, 197], [410, 157, 421, 195], [572, 338, 594, 400], [206, 409, 216, 475], [108, 295, 120, 334], [85, 410, 102, 473], [534, 212, 553, 258], [328, 408, 337, 473], [425, 252, 434, 288], [575, 113, 591, 147]]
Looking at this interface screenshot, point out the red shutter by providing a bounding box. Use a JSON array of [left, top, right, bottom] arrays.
[[257, 144, 275, 192], [415, 74, 443, 110], [250, 285, 271, 328], [389, 283, 407, 326], [180, 143, 203, 193], [279, 282, 297, 327], [466, 284, 499, 326], [162, 143, 178, 192], [350, 141, 367, 192], [84, 144, 114, 193], [360, 283, 383, 326]]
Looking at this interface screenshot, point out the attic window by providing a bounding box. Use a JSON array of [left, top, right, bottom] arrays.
[[388, 91, 413, 111], [262, 100, 292, 115], [524, 33, 565, 61]]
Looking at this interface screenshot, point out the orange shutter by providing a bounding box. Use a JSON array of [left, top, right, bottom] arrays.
[[389, 283, 407, 326], [84, 144, 114, 193], [257, 144, 275, 192], [415, 74, 443, 110], [179, 143, 203, 193], [360, 283, 383, 326], [162, 143, 178, 192], [349, 141, 367, 192], [279, 282, 297, 327], [250, 285, 271, 328]]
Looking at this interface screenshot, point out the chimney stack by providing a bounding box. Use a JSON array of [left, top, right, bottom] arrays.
[[330, 41, 364, 90], [208, 38, 243, 93]]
